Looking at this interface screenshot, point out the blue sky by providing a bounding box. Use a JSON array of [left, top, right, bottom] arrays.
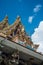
[[0, 0, 43, 36]]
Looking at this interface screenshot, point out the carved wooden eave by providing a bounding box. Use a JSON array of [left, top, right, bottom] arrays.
[[33, 44, 39, 50]]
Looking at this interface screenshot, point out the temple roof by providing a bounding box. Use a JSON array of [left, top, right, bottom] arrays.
[[0, 15, 39, 50]]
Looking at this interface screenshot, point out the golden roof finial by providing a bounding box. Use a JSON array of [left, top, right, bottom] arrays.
[[4, 15, 8, 21], [0, 15, 8, 25], [17, 15, 21, 21]]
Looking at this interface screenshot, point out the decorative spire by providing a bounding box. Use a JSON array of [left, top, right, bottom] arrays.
[[0, 15, 9, 30], [4, 15, 8, 21], [9, 15, 21, 28], [16, 15, 21, 21], [0, 15, 8, 25]]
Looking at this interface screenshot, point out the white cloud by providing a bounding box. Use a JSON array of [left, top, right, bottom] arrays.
[[33, 4, 42, 13], [28, 16, 34, 23], [31, 21, 43, 53], [28, 4, 42, 23]]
